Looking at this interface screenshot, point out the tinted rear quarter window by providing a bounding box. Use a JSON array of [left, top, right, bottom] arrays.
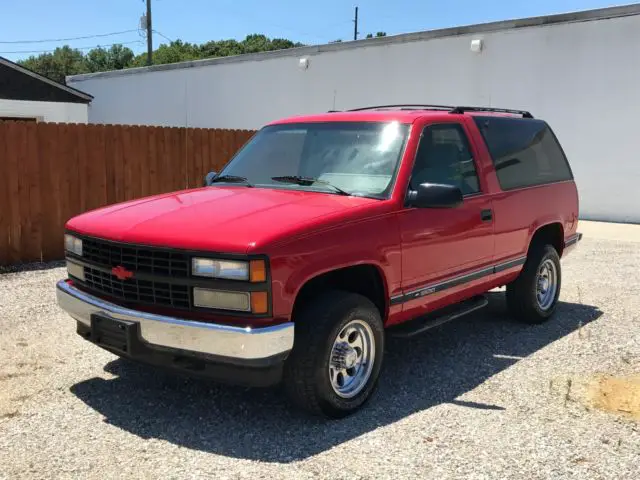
[[473, 116, 572, 190]]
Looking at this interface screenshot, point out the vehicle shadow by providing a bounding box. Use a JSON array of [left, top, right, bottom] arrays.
[[70, 293, 602, 463]]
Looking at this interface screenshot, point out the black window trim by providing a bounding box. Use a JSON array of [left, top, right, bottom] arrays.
[[407, 121, 484, 200]]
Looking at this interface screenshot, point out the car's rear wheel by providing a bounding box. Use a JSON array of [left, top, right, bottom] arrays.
[[506, 244, 561, 323], [283, 291, 384, 418]]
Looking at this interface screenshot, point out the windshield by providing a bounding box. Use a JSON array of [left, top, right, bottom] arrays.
[[218, 121, 410, 198]]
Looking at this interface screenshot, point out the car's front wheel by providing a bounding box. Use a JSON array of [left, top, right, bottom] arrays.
[[283, 291, 384, 418]]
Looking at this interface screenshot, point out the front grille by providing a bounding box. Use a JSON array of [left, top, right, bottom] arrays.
[[84, 266, 190, 309], [82, 238, 189, 277]]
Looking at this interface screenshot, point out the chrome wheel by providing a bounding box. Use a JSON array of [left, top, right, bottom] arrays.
[[536, 259, 558, 310], [328, 319, 376, 398]]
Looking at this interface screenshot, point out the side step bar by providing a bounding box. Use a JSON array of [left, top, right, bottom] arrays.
[[389, 295, 489, 338]]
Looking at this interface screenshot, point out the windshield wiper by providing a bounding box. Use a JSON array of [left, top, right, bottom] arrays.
[[209, 175, 254, 187], [271, 176, 350, 196]]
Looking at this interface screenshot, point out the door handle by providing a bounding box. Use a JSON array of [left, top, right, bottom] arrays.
[[481, 209, 493, 222]]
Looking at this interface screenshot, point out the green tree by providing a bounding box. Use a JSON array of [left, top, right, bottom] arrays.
[[199, 39, 244, 58], [270, 38, 304, 51], [17, 34, 307, 80], [366, 32, 387, 39], [84, 44, 135, 73], [241, 34, 271, 54], [19, 45, 87, 83], [137, 39, 201, 66]]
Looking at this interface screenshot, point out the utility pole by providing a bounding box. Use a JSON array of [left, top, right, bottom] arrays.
[[146, 0, 153, 66], [353, 6, 359, 41]]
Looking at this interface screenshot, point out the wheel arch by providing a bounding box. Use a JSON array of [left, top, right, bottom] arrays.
[[291, 263, 390, 324], [529, 221, 565, 257]]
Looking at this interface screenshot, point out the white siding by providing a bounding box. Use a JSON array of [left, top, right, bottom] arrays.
[[68, 11, 640, 223], [0, 99, 88, 123]]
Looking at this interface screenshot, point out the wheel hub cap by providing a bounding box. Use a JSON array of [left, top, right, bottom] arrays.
[[328, 320, 376, 399], [539, 277, 549, 292], [536, 259, 558, 310], [331, 343, 358, 369]]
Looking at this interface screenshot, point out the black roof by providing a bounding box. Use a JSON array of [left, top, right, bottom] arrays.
[[0, 56, 93, 104]]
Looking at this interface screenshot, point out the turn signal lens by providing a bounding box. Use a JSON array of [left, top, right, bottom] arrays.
[[251, 291, 268, 314], [250, 259, 267, 283]]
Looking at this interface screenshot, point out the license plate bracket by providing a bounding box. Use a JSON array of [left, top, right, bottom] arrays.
[[90, 314, 139, 355]]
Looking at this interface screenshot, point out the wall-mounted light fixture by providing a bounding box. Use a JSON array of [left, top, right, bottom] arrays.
[[299, 57, 309, 70], [470, 39, 483, 53]]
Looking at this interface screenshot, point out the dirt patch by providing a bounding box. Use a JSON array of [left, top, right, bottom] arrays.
[[587, 375, 640, 421], [0, 372, 31, 382]]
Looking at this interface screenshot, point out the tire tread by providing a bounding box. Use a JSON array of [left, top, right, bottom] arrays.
[[506, 244, 561, 324], [283, 290, 383, 418]]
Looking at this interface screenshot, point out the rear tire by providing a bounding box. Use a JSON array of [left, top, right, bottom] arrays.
[[283, 291, 384, 418], [506, 244, 561, 324]]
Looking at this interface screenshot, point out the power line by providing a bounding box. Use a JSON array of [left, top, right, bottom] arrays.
[[0, 29, 139, 45], [0, 40, 143, 55], [204, 6, 329, 42], [153, 30, 173, 43]]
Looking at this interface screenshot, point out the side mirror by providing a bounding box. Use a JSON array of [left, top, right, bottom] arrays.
[[407, 183, 463, 208], [204, 171, 218, 186]]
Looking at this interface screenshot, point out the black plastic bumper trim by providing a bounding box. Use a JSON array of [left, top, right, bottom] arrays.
[[76, 321, 285, 387]]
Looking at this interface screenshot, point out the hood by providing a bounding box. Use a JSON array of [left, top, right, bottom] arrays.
[[66, 186, 379, 253]]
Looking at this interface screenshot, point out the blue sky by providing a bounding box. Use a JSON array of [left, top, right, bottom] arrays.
[[0, 0, 624, 61]]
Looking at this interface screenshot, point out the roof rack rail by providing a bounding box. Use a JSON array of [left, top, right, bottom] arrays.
[[342, 104, 534, 118], [449, 106, 534, 118], [347, 104, 455, 112]]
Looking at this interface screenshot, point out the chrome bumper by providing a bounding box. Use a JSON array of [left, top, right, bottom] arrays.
[[56, 280, 294, 361]]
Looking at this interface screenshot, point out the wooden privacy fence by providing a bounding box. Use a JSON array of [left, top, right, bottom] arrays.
[[0, 121, 255, 266]]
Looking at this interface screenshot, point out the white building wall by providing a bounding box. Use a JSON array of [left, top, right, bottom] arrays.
[[0, 99, 88, 123], [68, 9, 640, 223]]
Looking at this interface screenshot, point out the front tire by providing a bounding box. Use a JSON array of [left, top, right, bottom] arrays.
[[283, 291, 384, 418], [506, 244, 561, 323]]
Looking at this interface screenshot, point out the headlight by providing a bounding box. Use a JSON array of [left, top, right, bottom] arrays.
[[193, 288, 251, 311], [191, 258, 267, 282], [192, 258, 248, 280], [64, 234, 83, 256]]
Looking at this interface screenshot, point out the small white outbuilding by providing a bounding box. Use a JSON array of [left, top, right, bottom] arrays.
[[0, 56, 92, 123]]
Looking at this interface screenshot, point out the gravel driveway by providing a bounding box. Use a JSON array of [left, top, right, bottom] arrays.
[[1, 225, 638, 479]]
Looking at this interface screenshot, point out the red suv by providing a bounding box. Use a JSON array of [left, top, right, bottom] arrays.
[[57, 105, 581, 417]]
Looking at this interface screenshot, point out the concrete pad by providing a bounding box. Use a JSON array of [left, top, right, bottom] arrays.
[[578, 220, 640, 242]]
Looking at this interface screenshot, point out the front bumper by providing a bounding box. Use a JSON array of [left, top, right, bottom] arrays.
[[56, 280, 294, 385]]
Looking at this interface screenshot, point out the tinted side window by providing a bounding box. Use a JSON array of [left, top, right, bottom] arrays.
[[473, 117, 572, 190], [410, 124, 480, 195]]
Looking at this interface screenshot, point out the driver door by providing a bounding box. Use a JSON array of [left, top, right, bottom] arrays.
[[398, 121, 494, 312]]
